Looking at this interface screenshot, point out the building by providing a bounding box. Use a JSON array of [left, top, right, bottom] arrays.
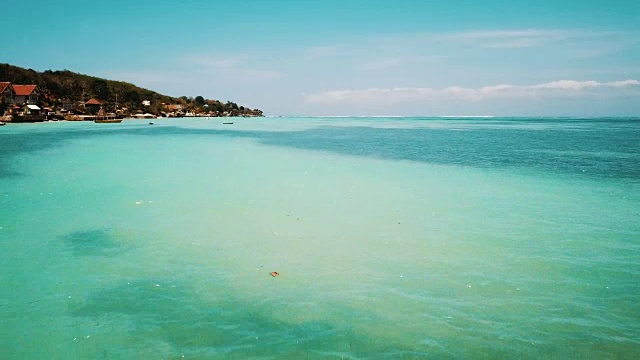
[[22, 104, 41, 115], [1, 82, 15, 103], [85, 98, 102, 112], [142, 100, 151, 106], [12, 85, 39, 104], [61, 99, 74, 112], [164, 104, 184, 111]]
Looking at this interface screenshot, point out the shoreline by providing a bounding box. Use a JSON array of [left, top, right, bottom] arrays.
[[0, 114, 262, 125]]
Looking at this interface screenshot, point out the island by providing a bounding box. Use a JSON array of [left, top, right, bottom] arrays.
[[0, 63, 263, 123]]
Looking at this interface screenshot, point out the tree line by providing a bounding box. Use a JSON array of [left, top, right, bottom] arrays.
[[0, 63, 263, 116]]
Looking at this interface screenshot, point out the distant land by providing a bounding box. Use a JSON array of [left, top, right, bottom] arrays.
[[0, 63, 263, 121]]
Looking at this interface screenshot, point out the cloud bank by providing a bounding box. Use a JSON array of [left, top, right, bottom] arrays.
[[304, 80, 640, 104]]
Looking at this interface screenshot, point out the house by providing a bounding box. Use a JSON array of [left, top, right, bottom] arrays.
[[12, 85, 39, 104], [142, 100, 151, 106], [22, 104, 41, 115], [1, 82, 15, 103], [85, 98, 102, 112], [164, 104, 183, 111], [62, 99, 74, 111]]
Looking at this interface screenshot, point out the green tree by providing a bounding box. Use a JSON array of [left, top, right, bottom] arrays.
[[70, 81, 83, 100], [123, 90, 140, 104], [0, 63, 264, 118], [91, 79, 110, 100], [85, 105, 98, 115]]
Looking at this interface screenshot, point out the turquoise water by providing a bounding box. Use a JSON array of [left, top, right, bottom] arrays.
[[1, 117, 639, 358]]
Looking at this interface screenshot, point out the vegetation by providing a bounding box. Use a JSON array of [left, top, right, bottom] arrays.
[[0, 97, 7, 115], [0, 63, 263, 117]]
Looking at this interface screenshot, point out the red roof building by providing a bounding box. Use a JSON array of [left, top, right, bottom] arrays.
[[0, 82, 11, 93], [85, 98, 102, 106], [12, 85, 37, 96], [1, 82, 14, 103], [11, 85, 39, 104]]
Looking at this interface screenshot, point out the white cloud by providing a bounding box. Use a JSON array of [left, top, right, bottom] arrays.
[[479, 84, 517, 94], [440, 29, 566, 40], [531, 80, 600, 90], [304, 87, 435, 104], [607, 80, 640, 87], [425, 29, 618, 49], [304, 79, 640, 104]]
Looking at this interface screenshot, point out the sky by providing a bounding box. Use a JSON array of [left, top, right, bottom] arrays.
[[2, 0, 640, 116]]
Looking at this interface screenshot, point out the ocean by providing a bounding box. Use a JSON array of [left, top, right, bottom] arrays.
[[1, 117, 639, 358]]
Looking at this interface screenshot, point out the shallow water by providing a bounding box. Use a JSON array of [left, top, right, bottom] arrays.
[[1, 117, 639, 358]]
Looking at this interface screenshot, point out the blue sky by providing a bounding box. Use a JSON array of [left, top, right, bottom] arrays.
[[2, 0, 640, 116]]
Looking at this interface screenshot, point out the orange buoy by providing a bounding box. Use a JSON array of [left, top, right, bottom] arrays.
[[270, 271, 279, 277]]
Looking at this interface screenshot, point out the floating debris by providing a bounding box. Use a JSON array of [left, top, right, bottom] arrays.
[[270, 272, 280, 277]]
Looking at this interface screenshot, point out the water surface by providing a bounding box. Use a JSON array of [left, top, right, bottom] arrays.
[[1, 117, 639, 358]]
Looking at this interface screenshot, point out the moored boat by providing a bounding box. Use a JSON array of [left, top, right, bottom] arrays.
[[95, 118, 123, 123]]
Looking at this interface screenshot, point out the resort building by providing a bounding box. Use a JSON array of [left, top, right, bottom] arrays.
[[164, 104, 184, 111], [1, 82, 15, 103], [85, 98, 103, 112], [62, 99, 74, 112], [12, 85, 39, 104], [22, 104, 41, 115]]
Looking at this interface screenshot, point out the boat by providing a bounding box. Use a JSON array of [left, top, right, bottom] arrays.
[[223, 122, 234, 125], [94, 118, 123, 123], [0, 121, 5, 126], [185, 112, 195, 117]]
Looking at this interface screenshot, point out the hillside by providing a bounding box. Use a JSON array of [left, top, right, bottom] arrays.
[[0, 63, 263, 117]]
